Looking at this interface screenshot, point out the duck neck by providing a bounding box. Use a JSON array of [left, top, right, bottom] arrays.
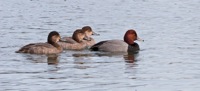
[[49, 41, 62, 50], [130, 42, 138, 46], [126, 40, 135, 45]]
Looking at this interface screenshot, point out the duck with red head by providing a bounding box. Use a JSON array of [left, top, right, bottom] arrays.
[[90, 29, 143, 53], [16, 31, 63, 54]]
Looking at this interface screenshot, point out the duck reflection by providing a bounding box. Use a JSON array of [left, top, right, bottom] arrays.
[[23, 54, 59, 65], [72, 53, 93, 57], [46, 54, 60, 73], [71, 52, 93, 69], [123, 52, 139, 63], [71, 51, 139, 64], [47, 54, 59, 65]]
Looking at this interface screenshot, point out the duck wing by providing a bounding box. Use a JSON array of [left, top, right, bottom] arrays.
[[90, 40, 128, 52], [61, 37, 77, 44], [16, 43, 61, 54]]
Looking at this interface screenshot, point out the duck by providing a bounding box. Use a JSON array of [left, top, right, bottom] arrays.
[[81, 26, 99, 46], [59, 26, 99, 50], [16, 31, 63, 54], [90, 29, 143, 53], [58, 29, 88, 50]]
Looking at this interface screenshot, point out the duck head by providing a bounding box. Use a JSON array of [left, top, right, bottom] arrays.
[[48, 31, 61, 44], [82, 26, 99, 40], [124, 29, 143, 45], [47, 31, 62, 50], [72, 29, 87, 43]]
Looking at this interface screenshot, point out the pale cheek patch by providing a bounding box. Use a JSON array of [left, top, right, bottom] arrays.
[[56, 37, 60, 42], [52, 36, 60, 42]]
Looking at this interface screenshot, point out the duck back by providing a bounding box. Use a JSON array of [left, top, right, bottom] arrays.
[[61, 37, 77, 44], [59, 37, 95, 50], [16, 43, 62, 54], [58, 42, 87, 50], [90, 40, 128, 52]]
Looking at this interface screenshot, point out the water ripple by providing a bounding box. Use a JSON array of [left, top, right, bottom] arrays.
[[1, 0, 200, 91]]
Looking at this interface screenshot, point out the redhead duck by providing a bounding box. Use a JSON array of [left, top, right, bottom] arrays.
[[90, 29, 143, 53], [16, 31, 62, 54], [58, 29, 88, 50]]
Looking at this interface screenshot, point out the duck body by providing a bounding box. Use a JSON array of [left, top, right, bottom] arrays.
[[16, 31, 62, 54], [16, 42, 62, 54], [90, 39, 139, 52], [58, 37, 95, 50], [58, 40, 87, 50]]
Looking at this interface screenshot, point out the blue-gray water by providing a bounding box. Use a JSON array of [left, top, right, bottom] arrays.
[[1, 0, 200, 91]]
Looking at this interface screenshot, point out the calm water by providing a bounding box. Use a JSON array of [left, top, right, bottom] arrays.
[[1, 0, 200, 91]]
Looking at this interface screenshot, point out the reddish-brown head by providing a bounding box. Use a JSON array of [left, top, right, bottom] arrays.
[[72, 29, 85, 43], [124, 29, 138, 45]]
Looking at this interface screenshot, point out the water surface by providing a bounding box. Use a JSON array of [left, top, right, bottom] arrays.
[[1, 0, 200, 91]]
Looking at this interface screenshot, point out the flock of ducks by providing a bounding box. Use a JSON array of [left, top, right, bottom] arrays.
[[16, 26, 143, 54]]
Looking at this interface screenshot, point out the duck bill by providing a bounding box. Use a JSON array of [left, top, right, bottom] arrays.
[[92, 32, 100, 36], [137, 37, 144, 42]]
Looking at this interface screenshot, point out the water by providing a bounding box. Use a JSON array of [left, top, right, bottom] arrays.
[[1, 0, 200, 91]]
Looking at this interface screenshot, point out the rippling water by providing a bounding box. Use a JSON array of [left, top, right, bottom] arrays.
[[1, 0, 200, 91]]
